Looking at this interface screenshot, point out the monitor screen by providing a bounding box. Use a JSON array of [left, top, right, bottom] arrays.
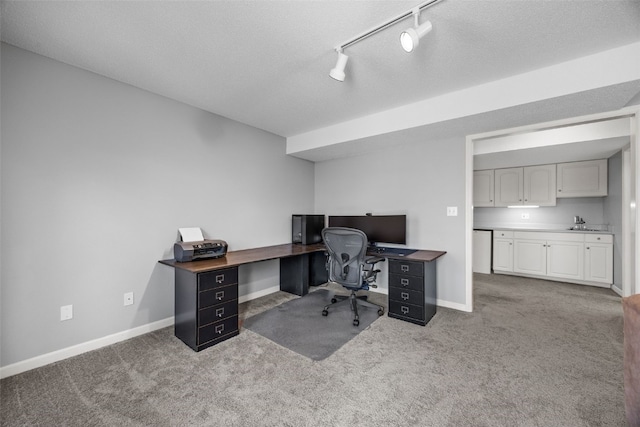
[[327, 215, 406, 245]]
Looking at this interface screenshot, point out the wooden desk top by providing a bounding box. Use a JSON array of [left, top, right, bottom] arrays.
[[159, 243, 326, 273], [159, 242, 446, 274]]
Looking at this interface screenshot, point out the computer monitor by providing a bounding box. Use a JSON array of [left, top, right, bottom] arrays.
[[327, 215, 406, 245]]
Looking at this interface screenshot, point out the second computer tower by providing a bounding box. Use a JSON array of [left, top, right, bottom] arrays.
[[292, 214, 325, 244]]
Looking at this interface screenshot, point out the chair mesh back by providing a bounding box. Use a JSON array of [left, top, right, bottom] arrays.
[[322, 227, 368, 287]]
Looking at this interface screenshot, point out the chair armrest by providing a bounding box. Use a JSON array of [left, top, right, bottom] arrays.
[[365, 256, 385, 265]]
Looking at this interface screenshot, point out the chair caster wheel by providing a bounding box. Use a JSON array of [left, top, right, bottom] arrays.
[[378, 309, 384, 316], [353, 319, 359, 326], [322, 310, 328, 316], [331, 298, 337, 304]]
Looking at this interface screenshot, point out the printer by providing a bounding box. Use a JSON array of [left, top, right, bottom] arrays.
[[174, 239, 228, 262]]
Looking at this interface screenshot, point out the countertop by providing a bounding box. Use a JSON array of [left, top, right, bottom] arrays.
[[473, 226, 612, 235]]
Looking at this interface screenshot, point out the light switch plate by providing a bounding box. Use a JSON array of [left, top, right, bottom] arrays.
[[447, 206, 458, 216], [60, 305, 73, 321]]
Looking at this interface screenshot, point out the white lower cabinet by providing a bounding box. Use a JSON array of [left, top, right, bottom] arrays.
[[546, 240, 584, 281], [493, 231, 514, 272], [513, 239, 547, 276], [494, 230, 612, 287], [584, 234, 614, 284]]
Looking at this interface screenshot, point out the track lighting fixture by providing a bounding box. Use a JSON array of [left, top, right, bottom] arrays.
[[329, 49, 349, 82], [329, 0, 443, 82], [400, 10, 432, 53]]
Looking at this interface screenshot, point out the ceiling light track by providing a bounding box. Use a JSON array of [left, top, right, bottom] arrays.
[[330, 0, 444, 81]]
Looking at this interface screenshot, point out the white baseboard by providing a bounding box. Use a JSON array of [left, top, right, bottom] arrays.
[[611, 284, 623, 296], [437, 299, 472, 312], [1, 283, 471, 378], [0, 316, 174, 379], [238, 285, 280, 303]]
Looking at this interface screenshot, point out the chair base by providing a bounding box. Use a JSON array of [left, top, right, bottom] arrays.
[[322, 290, 385, 326]]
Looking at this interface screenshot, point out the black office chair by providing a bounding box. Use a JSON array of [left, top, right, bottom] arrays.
[[321, 227, 385, 326]]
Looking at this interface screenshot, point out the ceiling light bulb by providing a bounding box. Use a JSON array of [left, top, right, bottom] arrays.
[[329, 50, 349, 82], [400, 20, 432, 53]]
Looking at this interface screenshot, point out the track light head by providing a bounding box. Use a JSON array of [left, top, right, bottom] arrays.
[[400, 18, 432, 53], [329, 50, 349, 82]]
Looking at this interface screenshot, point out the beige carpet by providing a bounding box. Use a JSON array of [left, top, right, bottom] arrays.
[[1, 275, 625, 426]]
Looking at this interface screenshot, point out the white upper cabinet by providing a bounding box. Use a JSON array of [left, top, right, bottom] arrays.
[[523, 164, 556, 206], [557, 159, 608, 198], [494, 167, 523, 207], [494, 165, 556, 207], [473, 170, 494, 207]]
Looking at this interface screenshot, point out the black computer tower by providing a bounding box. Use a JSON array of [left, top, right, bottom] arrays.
[[292, 215, 325, 244]]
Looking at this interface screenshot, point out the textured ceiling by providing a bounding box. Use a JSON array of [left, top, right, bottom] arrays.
[[2, 0, 640, 139]]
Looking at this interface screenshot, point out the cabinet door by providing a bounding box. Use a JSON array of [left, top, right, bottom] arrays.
[[584, 243, 613, 284], [473, 170, 494, 207], [492, 238, 513, 272], [513, 239, 546, 275], [524, 164, 556, 206], [494, 168, 523, 207], [546, 240, 584, 281], [557, 159, 607, 198]]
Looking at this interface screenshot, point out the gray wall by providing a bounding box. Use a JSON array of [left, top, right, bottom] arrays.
[[314, 137, 466, 307], [0, 44, 315, 367]]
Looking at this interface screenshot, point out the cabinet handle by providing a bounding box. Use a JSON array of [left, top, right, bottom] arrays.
[[586, 247, 590, 250], [216, 274, 225, 284], [558, 189, 562, 192], [401, 292, 410, 301], [215, 291, 225, 301], [401, 306, 410, 314], [400, 278, 409, 286], [215, 324, 225, 334], [215, 307, 225, 317], [401, 265, 409, 273]]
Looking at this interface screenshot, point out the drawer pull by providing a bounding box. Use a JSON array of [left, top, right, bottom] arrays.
[[215, 307, 225, 317], [215, 291, 225, 301], [400, 278, 409, 286], [401, 292, 409, 301], [401, 265, 409, 273], [216, 274, 225, 283], [215, 324, 225, 334], [401, 306, 410, 314]]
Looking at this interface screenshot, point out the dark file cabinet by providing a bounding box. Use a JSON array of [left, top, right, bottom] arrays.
[[388, 258, 437, 326], [175, 266, 239, 351]]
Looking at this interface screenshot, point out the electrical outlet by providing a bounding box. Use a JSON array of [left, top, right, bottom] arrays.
[[124, 292, 134, 306], [60, 305, 73, 321], [521, 213, 530, 219], [446, 206, 458, 216]]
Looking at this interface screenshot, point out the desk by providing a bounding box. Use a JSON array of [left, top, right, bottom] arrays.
[[159, 243, 445, 351], [159, 243, 328, 351]]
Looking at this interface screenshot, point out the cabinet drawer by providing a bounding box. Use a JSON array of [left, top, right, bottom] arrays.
[[198, 316, 238, 345], [199, 299, 238, 326], [584, 234, 613, 244], [199, 284, 238, 309], [494, 230, 514, 239], [389, 273, 423, 291], [388, 300, 424, 321], [389, 260, 423, 277], [389, 287, 423, 306], [199, 267, 238, 291]]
